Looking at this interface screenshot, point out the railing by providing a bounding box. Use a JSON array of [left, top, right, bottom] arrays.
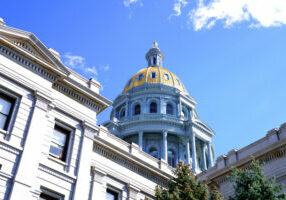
[[119, 113, 185, 124]]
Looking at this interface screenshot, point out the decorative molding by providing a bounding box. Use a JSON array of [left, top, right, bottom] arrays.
[[93, 143, 166, 186], [0, 42, 58, 82], [52, 82, 102, 112], [0, 141, 21, 155], [210, 144, 286, 185], [82, 121, 99, 139], [38, 164, 75, 184]]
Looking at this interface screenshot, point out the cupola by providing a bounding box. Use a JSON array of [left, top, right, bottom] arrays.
[[145, 41, 164, 67]]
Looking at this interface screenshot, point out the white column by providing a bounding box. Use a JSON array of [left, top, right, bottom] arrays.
[[202, 143, 207, 170], [126, 99, 129, 117], [91, 167, 107, 200], [178, 98, 182, 117], [191, 128, 197, 172], [10, 92, 51, 200], [162, 130, 168, 161], [185, 135, 191, 165], [207, 142, 214, 167], [138, 131, 143, 150], [73, 121, 96, 200]]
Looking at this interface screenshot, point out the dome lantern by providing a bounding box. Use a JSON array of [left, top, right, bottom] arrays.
[[145, 41, 164, 67]]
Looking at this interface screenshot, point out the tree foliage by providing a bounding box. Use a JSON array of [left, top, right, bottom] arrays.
[[209, 188, 224, 200], [155, 161, 209, 200], [229, 157, 286, 200]]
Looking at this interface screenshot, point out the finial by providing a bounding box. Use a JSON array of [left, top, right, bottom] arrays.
[[153, 41, 158, 48]]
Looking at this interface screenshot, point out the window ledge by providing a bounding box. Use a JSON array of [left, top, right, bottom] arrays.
[[48, 155, 67, 166], [0, 129, 8, 135]]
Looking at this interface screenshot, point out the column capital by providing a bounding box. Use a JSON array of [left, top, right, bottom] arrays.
[[82, 121, 99, 139], [91, 166, 107, 183], [33, 90, 54, 111], [162, 129, 168, 136], [128, 184, 140, 200]]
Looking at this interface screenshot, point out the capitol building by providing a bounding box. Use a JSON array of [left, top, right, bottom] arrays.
[[0, 18, 285, 200]]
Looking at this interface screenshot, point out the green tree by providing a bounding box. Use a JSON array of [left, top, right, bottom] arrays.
[[229, 157, 286, 200], [209, 188, 224, 200], [155, 161, 209, 200]]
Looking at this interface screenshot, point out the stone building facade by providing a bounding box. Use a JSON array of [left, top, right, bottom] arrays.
[[0, 19, 174, 200], [198, 123, 286, 199]]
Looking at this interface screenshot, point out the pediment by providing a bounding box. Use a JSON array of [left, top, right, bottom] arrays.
[[0, 26, 69, 76]]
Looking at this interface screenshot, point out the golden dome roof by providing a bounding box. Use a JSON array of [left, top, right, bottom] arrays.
[[123, 66, 186, 93]]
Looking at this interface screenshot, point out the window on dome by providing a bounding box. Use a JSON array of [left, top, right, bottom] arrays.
[[137, 73, 143, 81], [182, 107, 188, 118], [151, 72, 156, 79], [168, 149, 176, 168], [177, 79, 180, 86], [127, 79, 132, 87], [149, 147, 159, 159], [150, 102, 157, 113], [153, 57, 156, 65], [120, 108, 125, 119], [166, 103, 174, 115], [134, 104, 141, 115], [0, 92, 15, 131], [49, 125, 70, 162], [164, 73, 169, 81]]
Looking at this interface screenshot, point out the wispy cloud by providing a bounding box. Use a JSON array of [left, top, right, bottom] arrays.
[[170, 0, 188, 17], [63, 53, 85, 69], [189, 0, 286, 31], [63, 53, 110, 80], [86, 66, 98, 76], [123, 0, 140, 7], [100, 65, 110, 71]]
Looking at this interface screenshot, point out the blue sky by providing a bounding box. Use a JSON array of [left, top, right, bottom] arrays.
[[1, 0, 286, 158]]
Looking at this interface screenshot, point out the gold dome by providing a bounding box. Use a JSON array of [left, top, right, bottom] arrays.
[[123, 66, 186, 93]]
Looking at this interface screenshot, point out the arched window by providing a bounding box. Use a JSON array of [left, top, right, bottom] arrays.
[[134, 104, 141, 115], [150, 102, 157, 113], [149, 147, 158, 159], [137, 73, 143, 81], [153, 57, 156, 65], [182, 107, 188, 119], [166, 103, 173, 115], [164, 73, 169, 81], [120, 109, 125, 119], [168, 149, 176, 167]]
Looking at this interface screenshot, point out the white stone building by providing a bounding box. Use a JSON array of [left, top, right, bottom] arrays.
[[0, 19, 174, 200], [198, 124, 286, 199]]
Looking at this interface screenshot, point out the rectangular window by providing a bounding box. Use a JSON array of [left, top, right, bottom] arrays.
[[0, 92, 15, 131], [151, 72, 156, 79], [39, 189, 64, 200], [106, 188, 119, 200], [49, 124, 70, 161]]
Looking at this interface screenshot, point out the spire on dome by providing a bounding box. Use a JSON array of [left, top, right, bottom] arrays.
[[145, 41, 164, 67], [153, 41, 158, 48]]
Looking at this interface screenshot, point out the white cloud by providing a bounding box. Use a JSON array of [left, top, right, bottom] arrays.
[[86, 66, 98, 76], [63, 53, 85, 69], [123, 0, 139, 7], [189, 0, 286, 31], [63, 53, 110, 80], [171, 0, 188, 17], [100, 65, 110, 71]]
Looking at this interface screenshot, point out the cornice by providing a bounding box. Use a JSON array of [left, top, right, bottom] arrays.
[[0, 25, 70, 75]]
